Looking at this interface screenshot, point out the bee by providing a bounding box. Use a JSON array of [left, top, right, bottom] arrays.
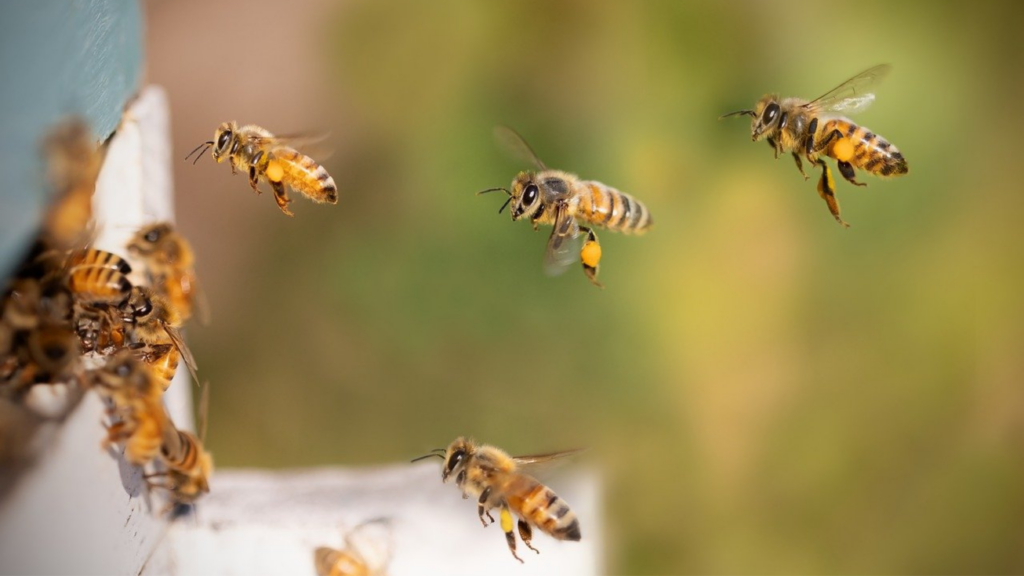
[[186, 122, 338, 216], [93, 351, 169, 466], [119, 286, 199, 387], [40, 118, 99, 251], [413, 437, 582, 563], [66, 249, 134, 303], [148, 380, 213, 508], [127, 223, 207, 325], [722, 64, 909, 227], [314, 519, 392, 576], [480, 127, 652, 287]]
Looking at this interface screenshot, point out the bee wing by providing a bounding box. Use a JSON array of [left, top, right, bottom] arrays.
[[251, 133, 334, 160], [163, 323, 199, 385], [494, 125, 548, 171], [803, 64, 891, 114], [543, 203, 581, 277], [513, 447, 586, 467]]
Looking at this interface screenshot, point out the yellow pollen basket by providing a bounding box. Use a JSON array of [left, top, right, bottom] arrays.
[[265, 161, 285, 183], [832, 138, 854, 162], [580, 240, 602, 268], [500, 507, 515, 532]]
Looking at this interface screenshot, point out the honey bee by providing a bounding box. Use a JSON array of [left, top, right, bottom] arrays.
[[314, 519, 392, 576], [480, 127, 652, 287], [148, 380, 213, 508], [66, 249, 133, 303], [41, 118, 99, 251], [722, 64, 909, 227], [127, 223, 207, 325], [119, 286, 199, 387], [93, 351, 169, 466], [186, 122, 338, 216], [413, 437, 582, 563]]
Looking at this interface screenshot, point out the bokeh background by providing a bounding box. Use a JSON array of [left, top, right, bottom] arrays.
[[148, 0, 1024, 573]]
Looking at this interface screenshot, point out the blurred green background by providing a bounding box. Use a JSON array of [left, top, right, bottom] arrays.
[[150, 0, 1024, 573]]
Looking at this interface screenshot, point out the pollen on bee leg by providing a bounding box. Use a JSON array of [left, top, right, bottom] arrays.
[[500, 507, 515, 533], [832, 137, 854, 162], [580, 240, 602, 268], [265, 161, 285, 183]]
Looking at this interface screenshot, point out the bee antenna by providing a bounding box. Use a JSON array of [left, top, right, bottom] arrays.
[[497, 197, 512, 214], [410, 453, 446, 463], [719, 110, 755, 120], [184, 141, 214, 164], [476, 187, 510, 196]]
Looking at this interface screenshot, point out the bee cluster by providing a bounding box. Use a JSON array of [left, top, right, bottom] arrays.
[[0, 120, 210, 512]]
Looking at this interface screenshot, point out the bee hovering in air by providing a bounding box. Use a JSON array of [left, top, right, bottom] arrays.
[[480, 126, 652, 287], [722, 64, 909, 227], [412, 437, 582, 563], [186, 122, 338, 216]]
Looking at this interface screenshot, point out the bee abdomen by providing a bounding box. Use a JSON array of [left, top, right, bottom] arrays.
[[272, 148, 338, 204], [580, 181, 652, 235], [825, 120, 908, 177], [514, 482, 581, 541]]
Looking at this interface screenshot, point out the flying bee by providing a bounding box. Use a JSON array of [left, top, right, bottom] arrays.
[[41, 118, 100, 252], [119, 286, 199, 386], [186, 122, 338, 216], [314, 519, 393, 576], [722, 64, 909, 227], [127, 223, 208, 325], [413, 437, 582, 563], [480, 126, 652, 287], [93, 351, 169, 466]]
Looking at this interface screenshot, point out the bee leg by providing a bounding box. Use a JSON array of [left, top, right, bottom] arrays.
[[815, 160, 848, 228], [478, 487, 494, 526], [269, 180, 295, 217], [500, 505, 524, 563], [518, 519, 540, 554], [579, 227, 603, 289], [813, 128, 843, 155], [247, 166, 262, 195], [791, 152, 808, 180], [766, 136, 781, 159], [836, 160, 867, 187]]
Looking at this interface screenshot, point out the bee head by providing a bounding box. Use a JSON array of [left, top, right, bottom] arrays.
[[441, 437, 475, 483], [211, 122, 238, 163], [750, 95, 783, 142], [721, 95, 781, 142], [508, 172, 546, 221], [128, 223, 172, 257]]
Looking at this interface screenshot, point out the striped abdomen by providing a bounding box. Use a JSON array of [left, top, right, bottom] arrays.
[[576, 181, 652, 234], [68, 248, 132, 273], [68, 264, 132, 301], [161, 428, 202, 472], [824, 119, 908, 177], [504, 475, 581, 541], [269, 148, 338, 204]]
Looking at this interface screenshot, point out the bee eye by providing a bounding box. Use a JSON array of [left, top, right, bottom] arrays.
[[522, 184, 539, 207], [134, 300, 153, 318], [115, 363, 131, 377], [144, 230, 160, 243], [762, 103, 780, 125], [446, 450, 465, 475], [217, 131, 232, 151]]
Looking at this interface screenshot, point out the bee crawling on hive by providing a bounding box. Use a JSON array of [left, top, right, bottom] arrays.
[[721, 64, 909, 227], [186, 122, 338, 216], [413, 437, 583, 563]]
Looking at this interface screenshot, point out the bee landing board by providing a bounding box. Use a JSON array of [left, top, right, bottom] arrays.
[[143, 465, 602, 576], [0, 86, 195, 575]]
